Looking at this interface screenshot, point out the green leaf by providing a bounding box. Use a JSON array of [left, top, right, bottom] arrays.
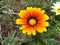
[[2, 30, 21, 45], [41, 23, 59, 38], [43, 38, 60, 45]]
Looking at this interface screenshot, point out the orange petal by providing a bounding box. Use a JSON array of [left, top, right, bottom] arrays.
[[26, 7, 34, 17], [27, 28, 32, 35], [22, 27, 31, 35], [31, 27, 36, 35], [34, 8, 42, 17], [37, 10, 45, 17], [19, 10, 29, 19], [22, 26, 32, 35], [39, 22, 49, 27], [40, 14, 49, 21], [26, 7, 40, 17]]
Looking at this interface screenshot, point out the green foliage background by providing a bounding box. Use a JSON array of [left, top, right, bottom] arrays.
[[0, 0, 60, 45]]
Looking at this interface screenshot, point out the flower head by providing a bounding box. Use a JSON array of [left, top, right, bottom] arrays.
[[16, 7, 49, 35], [52, 2, 60, 15]]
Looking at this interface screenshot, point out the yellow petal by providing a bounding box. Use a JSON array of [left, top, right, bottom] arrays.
[[27, 30, 31, 35], [22, 30, 27, 34], [38, 10, 45, 16], [37, 27, 44, 33], [31, 30, 36, 35], [16, 19, 24, 24], [41, 14, 49, 21], [38, 8, 41, 11], [40, 22, 49, 27], [31, 27, 36, 35], [41, 10, 45, 14], [42, 27, 47, 32], [26, 7, 32, 10], [19, 10, 27, 18], [37, 29, 43, 33], [37, 27, 47, 33], [23, 27, 32, 35], [20, 25, 28, 29]]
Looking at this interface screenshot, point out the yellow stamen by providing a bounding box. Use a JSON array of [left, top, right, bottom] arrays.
[[29, 18, 36, 25], [57, 8, 60, 13]]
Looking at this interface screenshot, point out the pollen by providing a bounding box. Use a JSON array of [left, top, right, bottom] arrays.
[[29, 18, 36, 25]]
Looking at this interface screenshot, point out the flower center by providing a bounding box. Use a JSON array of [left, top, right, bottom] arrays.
[[29, 18, 36, 25], [57, 8, 60, 13]]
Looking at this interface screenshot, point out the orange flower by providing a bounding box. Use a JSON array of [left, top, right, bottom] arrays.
[[16, 7, 49, 35]]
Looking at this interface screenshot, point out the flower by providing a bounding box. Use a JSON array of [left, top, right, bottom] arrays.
[[16, 7, 49, 35], [58, 28, 60, 31], [52, 2, 60, 15]]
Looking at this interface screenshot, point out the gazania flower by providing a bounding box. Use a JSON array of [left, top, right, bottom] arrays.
[[16, 7, 49, 35], [52, 2, 60, 15]]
